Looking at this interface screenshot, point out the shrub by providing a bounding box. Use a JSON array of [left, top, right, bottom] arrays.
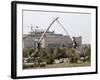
[[68, 48, 79, 63], [46, 56, 54, 64], [70, 56, 78, 63], [23, 48, 34, 58]]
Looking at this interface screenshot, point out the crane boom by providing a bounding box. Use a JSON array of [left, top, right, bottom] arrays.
[[38, 17, 59, 43], [53, 18, 72, 41]]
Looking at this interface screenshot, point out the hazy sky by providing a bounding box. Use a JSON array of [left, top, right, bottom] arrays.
[[23, 10, 91, 44]]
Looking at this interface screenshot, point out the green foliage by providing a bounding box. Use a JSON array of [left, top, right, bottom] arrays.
[[39, 48, 47, 60], [38, 48, 55, 64], [85, 47, 91, 56], [23, 47, 91, 65], [23, 48, 34, 58], [70, 56, 78, 63], [46, 57, 54, 64], [45, 48, 55, 64], [83, 47, 91, 61], [66, 48, 79, 63], [53, 48, 61, 59]]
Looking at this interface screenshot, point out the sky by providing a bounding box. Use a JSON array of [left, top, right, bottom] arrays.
[[23, 10, 91, 44]]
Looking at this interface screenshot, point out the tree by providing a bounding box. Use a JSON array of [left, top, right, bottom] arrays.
[[53, 48, 60, 59], [44, 48, 55, 64], [83, 47, 91, 61], [66, 48, 79, 63], [23, 48, 33, 58]]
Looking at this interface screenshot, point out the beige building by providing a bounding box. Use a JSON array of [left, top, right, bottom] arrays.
[[41, 36, 73, 48], [23, 30, 82, 49]]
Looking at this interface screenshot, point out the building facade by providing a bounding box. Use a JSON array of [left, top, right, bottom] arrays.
[[23, 29, 82, 49]]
